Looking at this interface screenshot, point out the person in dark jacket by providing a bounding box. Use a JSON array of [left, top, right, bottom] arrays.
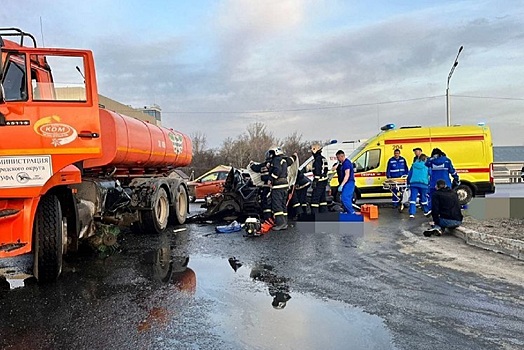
[[250, 152, 273, 220], [288, 168, 310, 219], [386, 148, 409, 208], [412, 147, 423, 163], [407, 154, 430, 218], [426, 179, 463, 236], [310, 143, 328, 214], [268, 146, 289, 230]]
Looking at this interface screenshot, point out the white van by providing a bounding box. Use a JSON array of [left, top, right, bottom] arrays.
[[299, 140, 366, 199], [299, 140, 365, 173]]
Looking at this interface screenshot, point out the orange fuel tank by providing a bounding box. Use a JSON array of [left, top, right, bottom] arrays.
[[83, 109, 192, 170]]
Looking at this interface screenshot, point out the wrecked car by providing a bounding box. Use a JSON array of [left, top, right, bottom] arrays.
[[189, 159, 299, 222]]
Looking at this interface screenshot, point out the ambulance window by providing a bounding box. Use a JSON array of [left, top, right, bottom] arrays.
[[367, 149, 381, 170], [354, 149, 381, 173]]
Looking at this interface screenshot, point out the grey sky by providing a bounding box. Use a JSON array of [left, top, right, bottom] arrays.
[[2, 0, 523, 147]]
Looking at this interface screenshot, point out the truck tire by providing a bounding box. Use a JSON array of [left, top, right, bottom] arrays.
[[33, 194, 64, 283], [142, 187, 170, 233], [172, 185, 188, 225], [455, 184, 473, 205]]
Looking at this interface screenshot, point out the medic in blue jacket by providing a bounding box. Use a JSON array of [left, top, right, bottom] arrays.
[[425, 148, 460, 209], [425, 148, 459, 189], [386, 149, 409, 178]]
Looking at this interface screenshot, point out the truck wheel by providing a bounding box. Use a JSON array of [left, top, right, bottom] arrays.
[[455, 184, 473, 205], [33, 194, 64, 283], [172, 185, 188, 225], [142, 187, 170, 233]]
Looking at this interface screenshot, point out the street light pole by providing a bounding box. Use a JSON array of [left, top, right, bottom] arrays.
[[446, 45, 463, 126]]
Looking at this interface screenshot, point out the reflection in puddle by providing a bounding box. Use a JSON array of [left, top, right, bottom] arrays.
[[191, 255, 395, 350]]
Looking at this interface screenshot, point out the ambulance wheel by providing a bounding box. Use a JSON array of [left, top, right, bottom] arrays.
[[172, 185, 188, 225], [33, 194, 64, 283], [142, 187, 170, 233], [455, 184, 473, 205]]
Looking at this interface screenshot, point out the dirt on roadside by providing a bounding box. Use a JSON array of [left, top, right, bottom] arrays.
[[462, 216, 524, 241]]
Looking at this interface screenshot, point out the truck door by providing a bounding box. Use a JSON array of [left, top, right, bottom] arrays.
[[0, 49, 102, 195]]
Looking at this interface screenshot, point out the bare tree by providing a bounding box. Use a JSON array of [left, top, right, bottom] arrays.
[[191, 131, 208, 154]]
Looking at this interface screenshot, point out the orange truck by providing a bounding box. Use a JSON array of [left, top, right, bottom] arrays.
[[0, 28, 192, 282]]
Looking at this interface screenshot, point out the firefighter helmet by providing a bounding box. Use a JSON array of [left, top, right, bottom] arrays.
[[268, 146, 283, 156], [311, 143, 322, 154]]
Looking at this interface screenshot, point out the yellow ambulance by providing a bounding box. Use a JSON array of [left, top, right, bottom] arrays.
[[347, 124, 495, 204]]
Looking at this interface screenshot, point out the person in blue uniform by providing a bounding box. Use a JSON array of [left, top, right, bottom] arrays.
[[336, 150, 356, 214], [425, 148, 459, 209], [407, 154, 431, 218], [386, 148, 409, 208]]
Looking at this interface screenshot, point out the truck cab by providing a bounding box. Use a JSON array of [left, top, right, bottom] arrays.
[[1, 28, 192, 283], [1, 29, 103, 264]]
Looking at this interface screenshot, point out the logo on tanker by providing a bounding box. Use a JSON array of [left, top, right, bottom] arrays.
[[169, 132, 184, 154], [34, 116, 78, 147]]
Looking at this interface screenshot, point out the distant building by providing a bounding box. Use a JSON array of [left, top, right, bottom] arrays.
[[54, 87, 160, 125], [98, 96, 161, 125], [141, 104, 162, 125]]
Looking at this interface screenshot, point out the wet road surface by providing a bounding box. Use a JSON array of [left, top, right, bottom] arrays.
[[1, 201, 523, 350]]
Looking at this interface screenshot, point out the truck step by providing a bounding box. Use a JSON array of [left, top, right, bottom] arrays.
[[0, 209, 20, 219]]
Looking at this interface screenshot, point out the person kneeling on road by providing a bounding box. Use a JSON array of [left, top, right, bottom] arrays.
[[426, 179, 463, 236], [336, 150, 356, 214]]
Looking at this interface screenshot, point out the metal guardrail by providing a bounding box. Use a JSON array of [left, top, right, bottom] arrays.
[[493, 162, 523, 184]]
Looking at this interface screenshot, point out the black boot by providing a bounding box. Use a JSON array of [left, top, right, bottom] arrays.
[[272, 215, 288, 231]]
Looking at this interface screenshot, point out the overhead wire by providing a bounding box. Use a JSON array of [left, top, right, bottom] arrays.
[[157, 95, 445, 114], [106, 94, 524, 116]]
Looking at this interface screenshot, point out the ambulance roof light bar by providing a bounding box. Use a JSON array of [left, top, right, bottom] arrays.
[[380, 123, 396, 131]]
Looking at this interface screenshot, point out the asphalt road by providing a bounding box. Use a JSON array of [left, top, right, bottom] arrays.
[[1, 194, 523, 350]]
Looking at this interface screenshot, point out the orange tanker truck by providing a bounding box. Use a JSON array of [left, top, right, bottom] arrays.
[[0, 28, 192, 282]]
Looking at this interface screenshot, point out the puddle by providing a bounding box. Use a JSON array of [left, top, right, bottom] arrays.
[[189, 255, 396, 350]]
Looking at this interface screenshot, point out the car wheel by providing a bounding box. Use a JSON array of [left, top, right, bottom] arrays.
[[455, 184, 473, 205]]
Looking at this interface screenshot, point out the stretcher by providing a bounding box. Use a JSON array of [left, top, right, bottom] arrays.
[[382, 177, 409, 212]]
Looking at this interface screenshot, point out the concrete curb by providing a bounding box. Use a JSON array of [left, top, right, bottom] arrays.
[[453, 226, 524, 261]]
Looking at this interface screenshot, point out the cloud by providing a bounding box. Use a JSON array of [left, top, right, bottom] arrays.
[[1, 0, 523, 148]]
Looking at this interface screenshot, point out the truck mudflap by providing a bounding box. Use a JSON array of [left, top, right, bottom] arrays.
[[0, 198, 38, 257]]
